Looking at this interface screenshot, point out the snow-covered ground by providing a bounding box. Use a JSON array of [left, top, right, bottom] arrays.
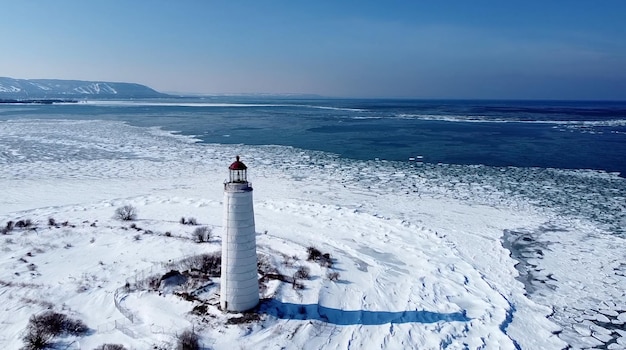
[[0, 119, 624, 349]]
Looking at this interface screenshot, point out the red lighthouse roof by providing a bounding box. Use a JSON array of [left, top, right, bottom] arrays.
[[229, 156, 247, 170]]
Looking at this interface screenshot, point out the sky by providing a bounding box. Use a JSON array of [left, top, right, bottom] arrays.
[[1, 1, 625, 99]]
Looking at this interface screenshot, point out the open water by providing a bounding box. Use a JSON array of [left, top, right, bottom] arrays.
[[1, 98, 625, 176]]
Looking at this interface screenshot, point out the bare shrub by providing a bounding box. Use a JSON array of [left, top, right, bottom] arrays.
[[93, 345, 127, 350], [21, 328, 52, 350], [114, 205, 137, 221], [191, 303, 208, 315], [28, 311, 67, 336], [226, 313, 261, 324], [307, 247, 333, 267], [257, 254, 276, 275], [27, 311, 88, 337], [320, 253, 333, 268], [180, 217, 197, 225], [133, 234, 141, 241], [306, 246, 322, 261], [147, 276, 160, 290], [15, 219, 33, 229], [176, 329, 200, 350], [19, 298, 54, 309], [292, 280, 305, 290], [198, 253, 221, 276], [22, 311, 89, 349], [170, 253, 221, 277], [192, 227, 211, 243], [294, 266, 310, 280], [327, 272, 340, 281], [63, 317, 89, 335]]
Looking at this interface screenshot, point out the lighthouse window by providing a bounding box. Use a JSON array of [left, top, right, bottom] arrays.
[[231, 169, 246, 182]]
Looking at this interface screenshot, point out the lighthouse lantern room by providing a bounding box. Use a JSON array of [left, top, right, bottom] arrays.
[[220, 156, 259, 312], [229, 156, 248, 183]]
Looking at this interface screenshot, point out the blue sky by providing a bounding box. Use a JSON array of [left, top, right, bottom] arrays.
[[1, 1, 625, 99]]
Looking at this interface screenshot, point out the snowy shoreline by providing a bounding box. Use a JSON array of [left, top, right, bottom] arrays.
[[1, 119, 624, 349]]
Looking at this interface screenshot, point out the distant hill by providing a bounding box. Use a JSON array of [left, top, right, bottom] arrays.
[[0, 77, 168, 99]]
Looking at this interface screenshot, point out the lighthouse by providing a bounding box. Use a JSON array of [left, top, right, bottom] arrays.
[[220, 156, 259, 312]]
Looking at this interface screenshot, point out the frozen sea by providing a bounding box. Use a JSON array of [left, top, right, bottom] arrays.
[[4, 98, 626, 175], [0, 98, 625, 349]]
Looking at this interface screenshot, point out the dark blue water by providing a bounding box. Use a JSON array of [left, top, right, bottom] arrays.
[[2, 98, 625, 176]]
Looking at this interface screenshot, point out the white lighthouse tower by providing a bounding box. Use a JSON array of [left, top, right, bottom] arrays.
[[220, 156, 259, 312]]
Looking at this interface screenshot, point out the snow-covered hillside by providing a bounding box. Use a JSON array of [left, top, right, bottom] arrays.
[[0, 77, 167, 99]]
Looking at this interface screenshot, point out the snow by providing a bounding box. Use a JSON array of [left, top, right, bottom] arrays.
[[0, 85, 21, 93], [28, 82, 52, 91], [73, 83, 118, 95], [0, 119, 624, 349]]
